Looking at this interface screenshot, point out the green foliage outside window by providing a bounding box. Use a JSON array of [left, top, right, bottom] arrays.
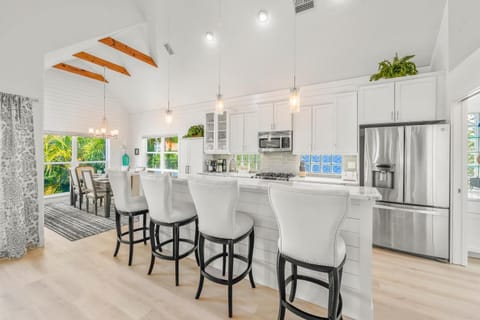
[[146, 136, 178, 172], [43, 135, 107, 196]]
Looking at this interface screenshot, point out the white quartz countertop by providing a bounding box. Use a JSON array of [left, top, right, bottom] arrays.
[[174, 175, 381, 201]]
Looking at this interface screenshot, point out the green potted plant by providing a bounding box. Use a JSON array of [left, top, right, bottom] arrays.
[[370, 53, 418, 81], [183, 124, 204, 138]]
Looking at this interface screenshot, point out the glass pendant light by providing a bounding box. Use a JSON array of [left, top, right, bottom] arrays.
[[289, 8, 300, 113], [215, 0, 225, 115], [88, 68, 119, 138]]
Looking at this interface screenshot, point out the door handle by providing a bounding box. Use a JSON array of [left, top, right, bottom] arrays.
[[391, 111, 394, 121]]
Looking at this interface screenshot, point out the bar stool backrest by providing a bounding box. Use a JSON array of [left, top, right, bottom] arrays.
[[268, 184, 350, 267], [188, 176, 238, 239], [140, 173, 172, 222], [70, 167, 80, 189], [108, 169, 132, 212]]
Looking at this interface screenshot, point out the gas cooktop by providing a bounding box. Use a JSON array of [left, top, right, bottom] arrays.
[[252, 172, 296, 181]]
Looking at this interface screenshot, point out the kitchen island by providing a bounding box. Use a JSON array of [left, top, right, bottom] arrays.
[[167, 177, 380, 320]]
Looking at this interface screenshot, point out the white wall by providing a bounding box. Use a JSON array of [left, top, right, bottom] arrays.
[[448, 0, 480, 71], [44, 70, 130, 168], [0, 0, 143, 247]]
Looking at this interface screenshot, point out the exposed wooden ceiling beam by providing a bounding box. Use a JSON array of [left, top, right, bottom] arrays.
[[53, 63, 108, 83], [73, 51, 130, 76], [98, 37, 158, 68]]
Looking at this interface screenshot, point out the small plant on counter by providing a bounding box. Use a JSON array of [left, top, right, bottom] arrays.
[[183, 124, 204, 138], [370, 53, 418, 81]]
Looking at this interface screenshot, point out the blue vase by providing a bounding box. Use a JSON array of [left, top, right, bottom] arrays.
[[122, 153, 130, 167]]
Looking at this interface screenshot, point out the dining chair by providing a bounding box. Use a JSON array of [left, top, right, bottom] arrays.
[[70, 167, 87, 210], [82, 169, 106, 216]]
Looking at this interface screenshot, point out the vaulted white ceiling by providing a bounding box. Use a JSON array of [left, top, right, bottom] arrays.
[[46, 0, 447, 113]]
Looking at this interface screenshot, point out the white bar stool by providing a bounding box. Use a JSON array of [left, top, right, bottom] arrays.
[[108, 169, 150, 266], [268, 184, 349, 320], [188, 176, 255, 318], [140, 173, 199, 286]]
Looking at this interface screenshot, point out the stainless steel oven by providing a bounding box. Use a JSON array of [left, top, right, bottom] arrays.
[[258, 131, 292, 152]]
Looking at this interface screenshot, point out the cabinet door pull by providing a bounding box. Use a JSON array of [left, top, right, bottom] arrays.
[[391, 111, 394, 121], [396, 111, 399, 121]]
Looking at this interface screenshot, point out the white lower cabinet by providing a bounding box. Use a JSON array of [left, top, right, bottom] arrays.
[[293, 92, 358, 155], [229, 111, 258, 154], [179, 138, 204, 177]]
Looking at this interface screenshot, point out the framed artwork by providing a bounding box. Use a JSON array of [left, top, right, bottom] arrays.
[[134, 148, 140, 155]]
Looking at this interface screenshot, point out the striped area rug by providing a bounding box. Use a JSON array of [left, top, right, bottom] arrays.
[[44, 201, 134, 241]]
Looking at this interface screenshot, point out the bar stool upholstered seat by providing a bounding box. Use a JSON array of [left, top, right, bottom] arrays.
[[108, 170, 150, 266], [269, 184, 349, 320], [140, 173, 199, 286], [188, 176, 255, 318]]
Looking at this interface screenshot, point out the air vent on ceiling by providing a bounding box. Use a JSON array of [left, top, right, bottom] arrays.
[[294, 0, 314, 14], [164, 43, 175, 56]]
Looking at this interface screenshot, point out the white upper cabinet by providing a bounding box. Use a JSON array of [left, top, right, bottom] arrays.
[[204, 112, 229, 154], [293, 107, 312, 154], [293, 92, 358, 155], [244, 112, 258, 154], [335, 93, 358, 154], [257, 103, 274, 132], [229, 111, 258, 154], [358, 75, 437, 125], [395, 77, 436, 122], [312, 104, 336, 153], [273, 102, 292, 131], [358, 83, 395, 124], [257, 102, 292, 132], [229, 113, 244, 154]]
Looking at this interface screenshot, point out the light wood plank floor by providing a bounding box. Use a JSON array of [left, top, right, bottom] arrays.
[[1, 228, 479, 320]]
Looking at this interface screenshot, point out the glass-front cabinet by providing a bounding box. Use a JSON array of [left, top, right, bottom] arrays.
[[204, 112, 229, 154]]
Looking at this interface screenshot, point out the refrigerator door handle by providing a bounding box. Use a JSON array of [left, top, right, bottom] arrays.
[[373, 204, 448, 216]]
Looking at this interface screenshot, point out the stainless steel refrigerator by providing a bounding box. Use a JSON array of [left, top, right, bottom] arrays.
[[361, 124, 450, 260]]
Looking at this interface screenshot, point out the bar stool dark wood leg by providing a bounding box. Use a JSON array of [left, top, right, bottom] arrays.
[[195, 234, 206, 299], [128, 215, 134, 266], [277, 253, 287, 320], [248, 230, 256, 288], [113, 209, 121, 257], [289, 263, 297, 302], [227, 240, 234, 318], [148, 220, 156, 275], [173, 224, 180, 286], [222, 244, 227, 277], [143, 214, 148, 245], [194, 219, 200, 266]]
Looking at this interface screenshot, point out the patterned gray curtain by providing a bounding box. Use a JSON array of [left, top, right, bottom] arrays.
[[0, 92, 40, 259]]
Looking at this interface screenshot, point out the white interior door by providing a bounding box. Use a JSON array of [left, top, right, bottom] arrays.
[[312, 104, 336, 153]]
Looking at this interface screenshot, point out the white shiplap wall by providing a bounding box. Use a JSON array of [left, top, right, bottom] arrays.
[[43, 69, 130, 168]]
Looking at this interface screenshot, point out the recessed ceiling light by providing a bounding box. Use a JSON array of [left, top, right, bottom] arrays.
[[205, 32, 215, 42], [257, 10, 269, 24]]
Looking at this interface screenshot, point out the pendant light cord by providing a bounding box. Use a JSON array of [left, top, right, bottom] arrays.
[[293, 9, 297, 88], [217, 0, 222, 95], [167, 0, 171, 111], [103, 67, 106, 120]]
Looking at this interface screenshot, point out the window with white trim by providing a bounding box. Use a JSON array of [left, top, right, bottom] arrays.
[[146, 136, 178, 173]]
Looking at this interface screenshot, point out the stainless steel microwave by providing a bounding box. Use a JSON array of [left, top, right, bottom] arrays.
[[258, 131, 292, 152]]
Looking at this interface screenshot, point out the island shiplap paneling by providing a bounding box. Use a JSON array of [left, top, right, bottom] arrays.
[[169, 179, 374, 319]]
